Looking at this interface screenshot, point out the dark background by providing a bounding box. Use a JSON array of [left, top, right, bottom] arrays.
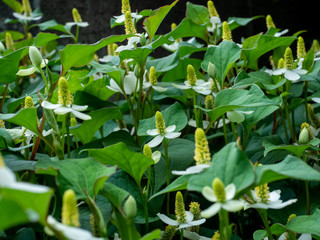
[[1, 0, 319, 53]]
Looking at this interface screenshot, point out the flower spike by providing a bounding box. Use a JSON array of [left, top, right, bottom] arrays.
[[194, 128, 211, 165], [24, 96, 34, 108], [297, 36, 306, 59], [266, 14, 276, 29], [284, 47, 294, 70], [58, 77, 72, 105], [22, 0, 32, 17], [222, 21, 232, 41], [62, 189, 80, 227], [207, 0, 219, 18], [187, 65, 197, 86], [175, 191, 187, 223], [121, 0, 131, 14], [72, 8, 82, 23], [124, 11, 137, 35], [149, 66, 158, 85], [155, 111, 166, 135]]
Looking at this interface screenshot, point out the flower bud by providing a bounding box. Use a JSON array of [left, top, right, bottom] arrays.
[[5, 32, 14, 50], [123, 195, 137, 219], [171, 23, 177, 31], [278, 58, 285, 69], [0, 41, 5, 53], [140, 33, 147, 46], [70, 117, 77, 127], [211, 231, 220, 240], [134, 64, 140, 78], [266, 15, 276, 29], [227, 110, 245, 123], [72, 8, 82, 23], [207, 62, 216, 79], [298, 127, 309, 144], [29, 46, 43, 67], [312, 39, 320, 53], [143, 144, 153, 158]]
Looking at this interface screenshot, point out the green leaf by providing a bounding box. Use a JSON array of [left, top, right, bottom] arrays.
[[2, 0, 23, 13], [144, 0, 178, 41], [34, 32, 60, 47], [100, 182, 129, 211], [140, 229, 162, 240], [138, 101, 187, 136], [70, 107, 123, 144], [286, 209, 320, 236], [186, 2, 209, 26], [255, 155, 320, 185], [0, 47, 29, 83], [166, 18, 207, 41], [201, 41, 241, 86], [59, 35, 129, 75], [36, 157, 116, 199], [188, 142, 255, 195], [88, 142, 154, 186], [36, 20, 70, 34], [242, 34, 296, 70]]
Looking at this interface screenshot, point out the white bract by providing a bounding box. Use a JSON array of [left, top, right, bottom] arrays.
[[207, 16, 221, 32], [113, 12, 142, 24], [201, 182, 244, 218], [157, 212, 205, 230], [41, 101, 91, 121], [172, 79, 212, 95], [107, 71, 141, 95], [278, 233, 311, 240], [272, 67, 307, 82], [172, 164, 210, 175], [115, 33, 146, 52], [65, 21, 89, 28], [146, 125, 181, 148], [17, 55, 48, 77]]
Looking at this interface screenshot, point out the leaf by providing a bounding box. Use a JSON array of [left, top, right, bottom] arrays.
[[88, 142, 154, 186], [188, 142, 255, 195], [2, 0, 23, 13], [143, 0, 178, 41], [186, 2, 209, 26], [138, 101, 187, 136], [286, 209, 320, 236], [36, 157, 116, 199], [255, 155, 320, 185], [34, 32, 60, 47], [2, 152, 36, 171], [166, 18, 207, 41], [201, 41, 241, 86], [70, 107, 123, 144], [100, 182, 129, 211], [59, 35, 129, 75], [36, 20, 70, 34], [140, 229, 162, 240]]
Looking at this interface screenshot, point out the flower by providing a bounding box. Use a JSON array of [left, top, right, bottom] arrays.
[[157, 192, 206, 230], [107, 71, 141, 95], [243, 183, 297, 210], [65, 8, 89, 28], [143, 144, 161, 164], [17, 46, 48, 76], [146, 111, 181, 148], [113, 12, 142, 24], [278, 233, 311, 240], [201, 178, 244, 218], [226, 110, 253, 124], [143, 66, 167, 92], [41, 77, 91, 121]]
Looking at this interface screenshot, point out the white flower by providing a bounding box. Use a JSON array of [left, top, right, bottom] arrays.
[[143, 71, 167, 92], [46, 216, 103, 240], [172, 164, 210, 175], [115, 33, 146, 53], [183, 230, 211, 240], [146, 125, 181, 148], [107, 71, 141, 95], [157, 212, 205, 230], [226, 110, 253, 124], [277, 233, 311, 240], [113, 12, 143, 24], [16, 59, 48, 76], [172, 79, 212, 95], [201, 179, 244, 218], [272, 67, 307, 82], [65, 21, 89, 28], [41, 101, 91, 121], [13, 12, 42, 21], [207, 16, 221, 32]]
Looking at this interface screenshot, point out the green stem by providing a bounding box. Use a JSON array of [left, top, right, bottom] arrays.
[[180, 228, 184, 240], [222, 114, 228, 144], [193, 91, 201, 128], [163, 139, 171, 215], [303, 152, 310, 215], [38, 67, 49, 95], [257, 209, 273, 240], [304, 81, 309, 123], [139, 185, 149, 233], [231, 122, 238, 141], [66, 113, 71, 158], [0, 83, 8, 113], [61, 115, 67, 155], [75, 25, 80, 43]]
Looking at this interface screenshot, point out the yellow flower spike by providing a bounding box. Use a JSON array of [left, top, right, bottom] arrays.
[[143, 144, 153, 158], [72, 8, 82, 23], [107, 44, 114, 56], [187, 64, 197, 86], [62, 189, 80, 227], [70, 117, 77, 127], [266, 15, 276, 29], [155, 111, 166, 135], [22, 0, 32, 17], [254, 183, 270, 203], [205, 95, 214, 110], [161, 225, 177, 240], [5, 32, 14, 50], [0, 120, 5, 128], [171, 23, 177, 31], [124, 11, 137, 35], [58, 77, 72, 105], [278, 58, 285, 69], [287, 214, 296, 223], [307, 103, 320, 129], [175, 191, 187, 223], [284, 47, 294, 70], [149, 66, 158, 85], [312, 39, 320, 53], [188, 202, 201, 233], [24, 96, 34, 108], [222, 21, 232, 41], [121, 0, 131, 14], [207, 0, 219, 18], [211, 231, 220, 240], [297, 36, 306, 59], [112, 43, 119, 55], [212, 178, 226, 202], [194, 128, 211, 165]]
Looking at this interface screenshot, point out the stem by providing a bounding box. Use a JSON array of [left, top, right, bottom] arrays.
[[193, 91, 201, 128], [75, 25, 80, 43], [304, 81, 309, 123], [38, 67, 49, 95], [257, 209, 273, 240], [180, 229, 184, 240], [61, 115, 67, 155], [139, 185, 149, 233], [66, 113, 71, 158], [303, 152, 310, 215], [222, 114, 228, 144], [163, 139, 171, 215], [0, 83, 9, 113], [231, 122, 238, 141]]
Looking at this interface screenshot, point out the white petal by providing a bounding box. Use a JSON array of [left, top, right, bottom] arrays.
[[193, 87, 211, 95], [188, 119, 197, 128], [0, 167, 17, 187], [298, 234, 312, 240], [156, 213, 179, 226], [123, 72, 138, 95], [41, 101, 62, 110], [312, 97, 320, 104], [225, 183, 236, 200], [152, 151, 161, 164], [9, 182, 50, 193], [147, 135, 164, 148], [278, 233, 288, 240], [114, 15, 125, 23], [244, 202, 269, 209], [285, 70, 300, 82], [202, 186, 217, 202], [267, 199, 297, 209], [108, 79, 122, 93], [71, 109, 92, 121], [40, 59, 48, 68], [71, 104, 88, 111], [222, 200, 244, 212], [165, 131, 181, 139], [153, 85, 167, 92], [146, 129, 159, 136], [269, 190, 281, 202], [17, 66, 37, 76], [172, 83, 192, 90], [185, 211, 194, 222], [187, 218, 206, 227], [172, 164, 210, 175], [272, 68, 286, 75], [201, 203, 221, 218], [294, 69, 307, 75], [54, 106, 73, 115], [166, 125, 176, 132]]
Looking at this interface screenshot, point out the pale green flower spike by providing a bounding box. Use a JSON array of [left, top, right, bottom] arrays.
[[70, 117, 77, 127], [266, 14, 276, 29], [254, 183, 270, 203], [143, 144, 161, 164], [278, 58, 285, 69], [58, 77, 72, 105], [5, 32, 14, 50], [0, 153, 4, 167], [149, 66, 158, 85], [107, 44, 114, 56], [194, 128, 211, 165], [0, 120, 5, 128], [121, 0, 131, 14], [205, 95, 214, 110], [212, 231, 220, 240], [62, 189, 80, 227], [124, 11, 137, 35], [287, 213, 296, 223], [188, 202, 201, 233], [222, 21, 232, 41], [187, 64, 197, 86], [161, 225, 177, 240], [156, 111, 166, 135], [175, 191, 187, 223], [284, 47, 294, 70], [22, 0, 32, 17], [312, 39, 320, 53], [24, 96, 34, 108], [143, 67, 167, 92], [72, 8, 82, 23], [299, 122, 313, 144], [124, 195, 137, 219], [297, 36, 306, 59], [207, 0, 219, 18], [201, 177, 243, 218], [171, 23, 177, 31]]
